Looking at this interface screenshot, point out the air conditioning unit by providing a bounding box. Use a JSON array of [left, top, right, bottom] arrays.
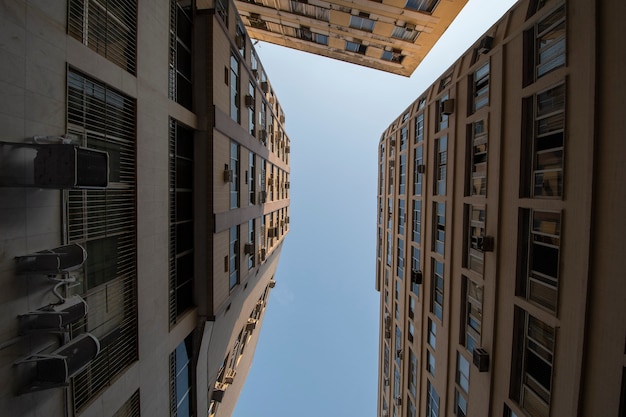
[[417, 164, 426, 174], [259, 130, 267, 142], [280, 115, 285, 123], [252, 69, 259, 80], [268, 227, 278, 238], [285, 146, 291, 153], [261, 81, 269, 93], [212, 388, 225, 403], [259, 248, 266, 262], [473, 348, 490, 372], [223, 169, 233, 182], [246, 318, 257, 331], [235, 34, 245, 49], [390, 138, 396, 146], [384, 378, 389, 386], [269, 279, 276, 288], [389, 160, 395, 167], [259, 190, 267, 203], [285, 182, 290, 189], [477, 235, 495, 252], [440, 98, 455, 115], [395, 397, 402, 406], [245, 94, 254, 107], [244, 243, 254, 254], [478, 35, 494, 54], [267, 176, 274, 186], [255, 300, 264, 311], [405, 23, 416, 31], [269, 96, 275, 104], [411, 269, 423, 285], [224, 369, 236, 384], [439, 98, 454, 115]]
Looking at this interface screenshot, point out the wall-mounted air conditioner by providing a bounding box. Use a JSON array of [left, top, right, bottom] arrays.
[[244, 243, 254, 254], [440, 98, 455, 115], [235, 34, 245, 49], [245, 94, 254, 108], [417, 164, 426, 174], [269, 279, 276, 288], [246, 318, 258, 331], [411, 269, 423, 285], [224, 369, 236, 384], [473, 347, 490, 372], [261, 82, 269, 93], [477, 235, 495, 252], [223, 169, 233, 182]]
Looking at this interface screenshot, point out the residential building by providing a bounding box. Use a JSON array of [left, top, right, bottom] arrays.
[[375, 0, 626, 416], [0, 1, 290, 417], [234, 0, 468, 76]]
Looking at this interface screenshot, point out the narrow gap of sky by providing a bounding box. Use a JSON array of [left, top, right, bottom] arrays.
[[233, 1, 517, 416]]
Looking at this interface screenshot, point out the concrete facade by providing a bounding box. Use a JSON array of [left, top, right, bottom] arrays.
[[0, 1, 289, 417], [375, 0, 626, 416], [234, 0, 468, 76]]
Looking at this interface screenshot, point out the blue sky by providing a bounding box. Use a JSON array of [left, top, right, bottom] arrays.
[[233, 1, 517, 416]]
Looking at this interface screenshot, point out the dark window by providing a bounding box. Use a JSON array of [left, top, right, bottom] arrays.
[[169, 0, 193, 109]]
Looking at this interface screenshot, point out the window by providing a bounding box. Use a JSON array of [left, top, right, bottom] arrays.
[[400, 126, 408, 151], [236, 23, 246, 56], [455, 352, 470, 417], [427, 380, 440, 417], [412, 200, 421, 243], [248, 152, 256, 205], [229, 225, 240, 289], [113, 390, 140, 417], [462, 276, 483, 354], [518, 209, 561, 312], [170, 335, 194, 417], [413, 146, 423, 196], [405, 0, 438, 13], [398, 199, 405, 235], [290, 0, 329, 21], [230, 54, 240, 123], [433, 202, 445, 255], [408, 322, 415, 342], [346, 41, 367, 54], [411, 247, 420, 295], [399, 154, 407, 195], [387, 197, 393, 230], [167, 0, 192, 108], [437, 95, 450, 131], [503, 404, 519, 417], [350, 15, 375, 32], [409, 295, 416, 318], [415, 113, 424, 143], [216, 0, 228, 25], [68, 0, 137, 75], [248, 219, 256, 269], [427, 350, 435, 375], [431, 259, 444, 321], [471, 63, 490, 112], [523, 5, 566, 86], [66, 70, 137, 414], [248, 83, 256, 136], [510, 308, 555, 417], [408, 349, 417, 397], [522, 83, 565, 198], [467, 120, 488, 196], [435, 136, 447, 195], [392, 26, 419, 42], [169, 119, 195, 326], [428, 318, 436, 349], [466, 205, 485, 274], [397, 239, 404, 279], [230, 141, 240, 208], [387, 232, 392, 267], [297, 26, 328, 45]]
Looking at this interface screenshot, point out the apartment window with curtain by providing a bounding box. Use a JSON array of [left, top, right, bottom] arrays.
[[68, 0, 137, 75], [397, 238, 404, 279], [413, 146, 423, 196], [467, 120, 488, 196], [399, 154, 407, 195], [170, 334, 194, 417], [412, 200, 421, 244], [66, 69, 137, 414], [517, 209, 561, 313], [169, 119, 194, 326], [521, 83, 565, 198], [229, 225, 240, 289], [230, 54, 241, 123], [349, 14, 375, 32], [248, 82, 256, 136], [168, 0, 193, 109], [523, 4, 566, 86], [230, 141, 240, 209], [510, 307, 555, 417]]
